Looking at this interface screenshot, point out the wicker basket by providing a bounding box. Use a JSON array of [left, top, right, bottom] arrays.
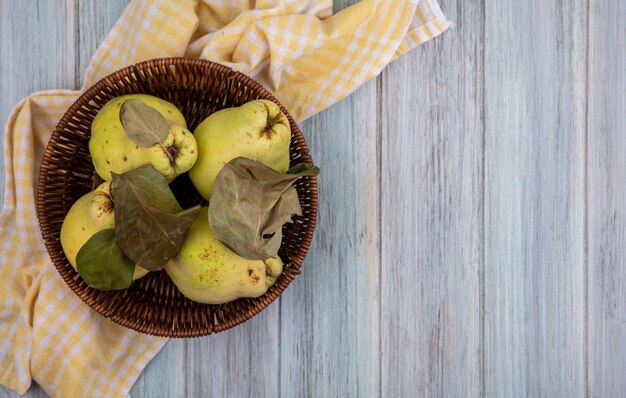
[[37, 58, 317, 337]]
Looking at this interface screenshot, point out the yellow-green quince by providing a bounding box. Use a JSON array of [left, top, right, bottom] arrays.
[[189, 99, 291, 200], [90, 94, 197, 181], [60, 181, 149, 280], [165, 207, 283, 304]]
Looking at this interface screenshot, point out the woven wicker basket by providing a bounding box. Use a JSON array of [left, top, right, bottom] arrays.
[[37, 58, 317, 337]]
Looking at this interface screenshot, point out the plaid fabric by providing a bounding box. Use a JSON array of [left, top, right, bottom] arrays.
[[0, 0, 449, 396]]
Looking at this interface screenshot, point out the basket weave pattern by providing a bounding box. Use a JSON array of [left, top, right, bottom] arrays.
[[37, 58, 317, 337]]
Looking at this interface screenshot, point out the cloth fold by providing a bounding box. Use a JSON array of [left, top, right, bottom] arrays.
[[0, 0, 449, 396]]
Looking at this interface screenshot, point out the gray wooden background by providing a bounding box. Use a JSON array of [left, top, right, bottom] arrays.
[[1, 0, 624, 397]]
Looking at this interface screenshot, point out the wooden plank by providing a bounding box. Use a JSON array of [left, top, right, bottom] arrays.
[[278, 83, 380, 397], [277, 0, 380, 395], [127, 340, 185, 398], [75, 0, 129, 87], [380, 2, 482, 396], [0, 0, 76, 208], [0, 0, 76, 397], [587, 1, 626, 396], [183, 310, 280, 397], [134, 310, 281, 397], [483, 0, 587, 396]]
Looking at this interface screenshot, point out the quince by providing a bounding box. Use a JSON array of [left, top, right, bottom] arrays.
[[165, 207, 283, 304], [90, 94, 197, 181], [60, 181, 149, 280], [189, 99, 291, 200]]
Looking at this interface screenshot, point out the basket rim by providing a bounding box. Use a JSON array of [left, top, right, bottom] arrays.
[[36, 57, 318, 337]]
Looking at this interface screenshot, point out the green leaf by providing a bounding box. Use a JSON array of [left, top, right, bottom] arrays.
[[76, 229, 135, 290], [286, 163, 320, 176], [208, 157, 319, 261], [119, 99, 170, 147], [112, 165, 201, 271]]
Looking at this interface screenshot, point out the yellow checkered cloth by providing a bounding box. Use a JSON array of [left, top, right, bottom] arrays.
[[0, 0, 449, 396]]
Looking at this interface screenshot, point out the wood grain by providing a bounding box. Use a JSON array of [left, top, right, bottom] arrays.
[[483, 0, 587, 396], [0, 1, 75, 397], [134, 310, 281, 397], [278, 82, 380, 397], [277, 0, 380, 395], [380, 1, 482, 396], [184, 312, 280, 397], [75, 0, 129, 87], [0, 0, 76, 210], [587, 0, 626, 396], [3, 0, 626, 397]]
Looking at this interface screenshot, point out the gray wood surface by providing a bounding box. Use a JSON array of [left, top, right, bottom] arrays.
[[483, 1, 587, 396], [380, 1, 482, 396], [277, 0, 380, 395], [1, 0, 626, 397], [0, 0, 76, 211], [0, 2, 76, 397], [587, 1, 626, 396]]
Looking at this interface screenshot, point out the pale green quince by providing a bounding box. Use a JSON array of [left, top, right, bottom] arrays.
[[90, 94, 197, 181], [60, 181, 149, 280], [165, 207, 283, 304], [189, 99, 291, 200]]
